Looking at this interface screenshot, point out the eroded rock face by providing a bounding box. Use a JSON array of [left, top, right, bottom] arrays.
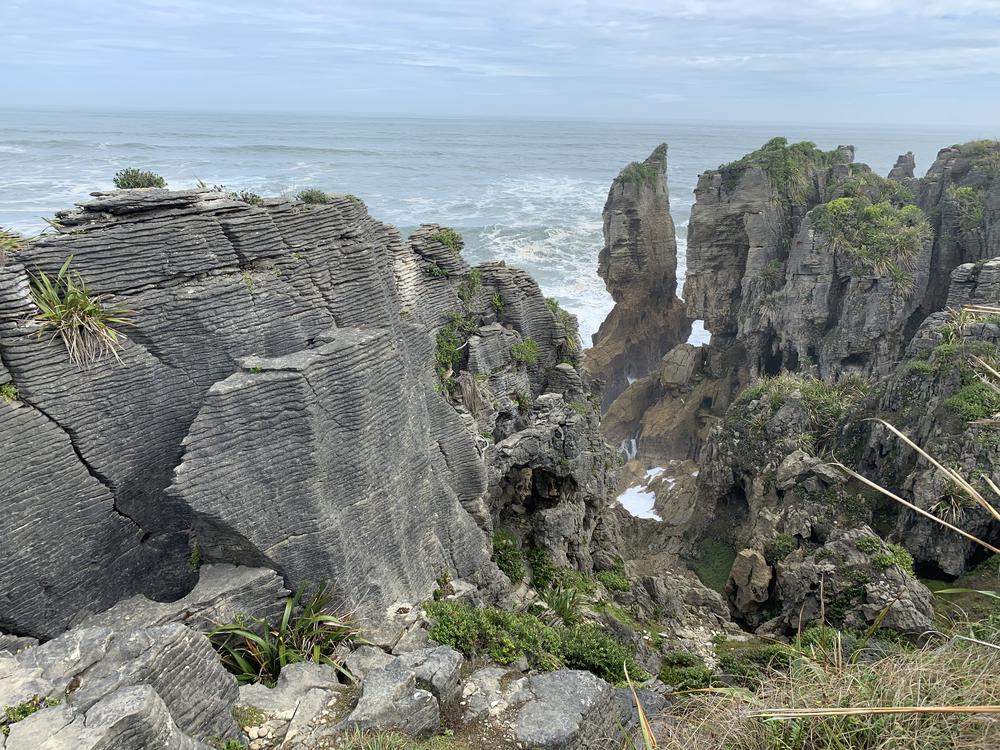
[[586, 144, 690, 409], [0, 189, 614, 638]]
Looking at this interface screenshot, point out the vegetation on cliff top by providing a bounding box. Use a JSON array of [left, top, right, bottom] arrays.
[[113, 167, 166, 189], [296, 188, 331, 204], [811, 196, 931, 291], [0, 227, 26, 266], [618, 144, 667, 188], [717, 137, 839, 201], [429, 227, 463, 255]]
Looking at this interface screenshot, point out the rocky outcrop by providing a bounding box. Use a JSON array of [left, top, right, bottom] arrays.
[[586, 144, 690, 409], [0, 188, 614, 639]]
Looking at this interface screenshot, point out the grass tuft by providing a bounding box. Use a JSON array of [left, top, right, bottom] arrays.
[[209, 583, 359, 687], [296, 188, 331, 204], [511, 339, 539, 365], [429, 227, 463, 255], [29, 257, 132, 368]]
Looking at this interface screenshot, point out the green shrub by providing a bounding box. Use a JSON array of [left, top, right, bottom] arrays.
[[513, 390, 532, 413], [0, 383, 17, 403], [235, 190, 264, 206], [189, 541, 202, 571], [29, 257, 132, 368], [764, 533, 796, 564], [545, 298, 581, 353], [949, 186, 987, 233], [435, 325, 464, 378], [492, 528, 525, 583], [854, 535, 882, 555], [558, 624, 648, 683], [214, 741, 248, 750], [296, 188, 330, 204], [458, 268, 482, 303], [540, 586, 580, 625], [660, 650, 714, 690], [811, 197, 931, 291], [617, 144, 666, 188], [944, 381, 1000, 422], [718, 138, 836, 201], [836, 165, 915, 205], [429, 227, 463, 255], [113, 167, 166, 189], [595, 558, 630, 592], [425, 263, 449, 279], [761, 259, 784, 284], [209, 583, 358, 687], [717, 643, 795, 688], [2, 696, 59, 736], [875, 543, 915, 575], [511, 339, 539, 365], [491, 291, 504, 314], [907, 358, 933, 375], [526, 546, 556, 590]]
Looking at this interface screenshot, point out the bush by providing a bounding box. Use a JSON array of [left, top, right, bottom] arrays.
[[209, 583, 358, 687], [429, 227, 463, 255], [539, 586, 580, 626], [0, 383, 17, 404], [491, 291, 504, 314], [811, 196, 931, 291], [944, 380, 1000, 422], [424, 601, 647, 683], [235, 190, 264, 206], [717, 643, 796, 689], [29, 257, 132, 368], [113, 168, 166, 189], [718, 138, 837, 201], [511, 339, 539, 365], [660, 651, 715, 690], [875, 542, 915, 576], [492, 528, 525, 583], [296, 188, 331, 204], [764, 533, 796, 564], [545, 298, 581, 353], [595, 558, 630, 592]]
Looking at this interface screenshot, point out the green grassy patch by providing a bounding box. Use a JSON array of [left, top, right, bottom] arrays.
[[113, 167, 166, 189], [491, 529, 525, 583], [511, 339, 539, 365], [690, 539, 738, 594], [429, 227, 463, 255], [717, 137, 837, 201]]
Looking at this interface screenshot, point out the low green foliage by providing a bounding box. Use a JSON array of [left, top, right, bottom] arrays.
[[717, 643, 796, 689], [232, 704, 266, 728], [945, 380, 1000, 422], [836, 165, 915, 205], [189, 541, 202, 571], [426, 263, 450, 279], [491, 528, 525, 583], [113, 167, 166, 189], [235, 190, 264, 206], [690, 538, 738, 594], [0, 383, 17, 403], [764, 533, 796, 564], [425, 601, 648, 683], [336, 728, 471, 750], [296, 188, 331, 204], [429, 227, 463, 255], [811, 196, 931, 291], [215, 740, 248, 750], [490, 291, 504, 314], [458, 268, 482, 304], [618, 144, 666, 187], [718, 138, 837, 201], [875, 542, 915, 575], [209, 583, 359, 687], [854, 535, 882, 555], [545, 298, 581, 353], [0, 227, 26, 266], [595, 558, 630, 592], [2, 695, 59, 736], [734, 373, 870, 443], [660, 651, 714, 690], [907, 358, 934, 375], [511, 339, 539, 365], [949, 185, 986, 233], [29, 257, 132, 368], [539, 586, 580, 625], [513, 390, 532, 413], [761, 259, 784, 285]]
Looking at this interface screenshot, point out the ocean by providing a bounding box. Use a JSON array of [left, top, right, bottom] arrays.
[[0, 110, 988, 343]]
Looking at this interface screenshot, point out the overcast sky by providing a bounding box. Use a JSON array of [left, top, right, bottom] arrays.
[[2, 1, 999, 126]]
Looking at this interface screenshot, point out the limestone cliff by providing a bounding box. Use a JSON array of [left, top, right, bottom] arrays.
[[585, 144, 690, 409], [0, 188, 616, 640]]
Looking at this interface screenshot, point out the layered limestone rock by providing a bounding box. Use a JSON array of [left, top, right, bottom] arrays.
[[586, 144, 690, 409], [0, 188, 613, 639]]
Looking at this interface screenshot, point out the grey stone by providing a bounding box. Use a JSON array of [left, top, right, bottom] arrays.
[[346, 660, 439, 737], [396, 646, 464, 705], [511, 670, 623, 750]]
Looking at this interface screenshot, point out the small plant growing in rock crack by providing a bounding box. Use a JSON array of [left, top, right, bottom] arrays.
[[491, 291, 504, 314], [545, 298, 581, 353], [213, 740, 248, 750], [511, 338, 539, 365], [296, 188, 331, 204], [113, 167, 166, 189], [2, 695, 60, 736], [429, 227, 463, 255], [425, 263, 449, 279], [209, 582, 360, 687], [513, 389, 532, 413], [1, 227, 27, 266], [539, 586, 579, 626], [189, 540, 202, 571], [595, 558, 630, 592], [0, 383, 18, 404], [29, 257, 132, 368], [458, 268, 482, 304]]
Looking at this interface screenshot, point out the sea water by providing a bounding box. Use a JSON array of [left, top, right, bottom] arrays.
[[0, 110, 984, 343]]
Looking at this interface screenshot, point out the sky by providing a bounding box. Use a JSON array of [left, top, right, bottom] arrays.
[[2, 1, 999, 126]]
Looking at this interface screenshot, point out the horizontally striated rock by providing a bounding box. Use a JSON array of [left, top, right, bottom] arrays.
[[0, 186, 611, 637], [888, 152, 916, 180], [586, 144, 690, 409], [0, 622, 240, 747]]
